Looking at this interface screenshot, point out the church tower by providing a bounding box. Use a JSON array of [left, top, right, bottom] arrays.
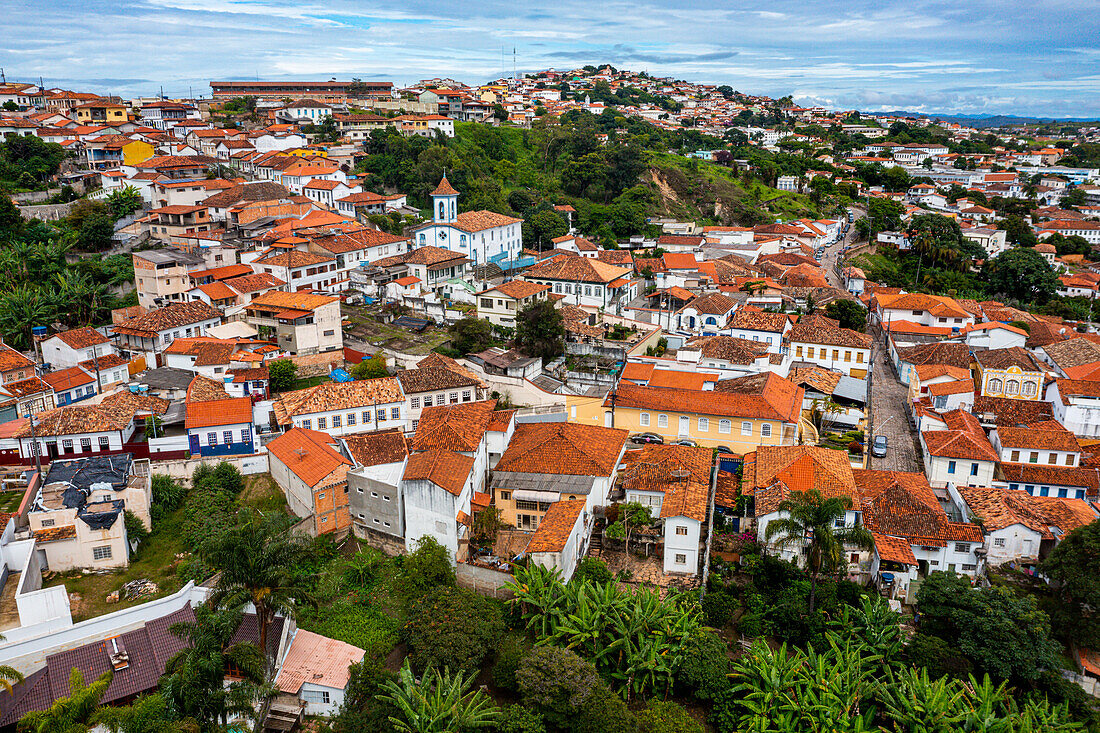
[[431, 175, 459, 224]]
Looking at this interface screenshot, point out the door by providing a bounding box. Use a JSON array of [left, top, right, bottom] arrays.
[[46, 441, 59, 460], [678, 416, 690, 437], [188, 433, 200, 455]]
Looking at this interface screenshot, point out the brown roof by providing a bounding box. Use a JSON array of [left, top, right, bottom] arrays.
[[0, 343, 35, 373], [856, 469, 983, 544], [33, 525, 77, 543], [521, 255, 631, 284], [451, 210, 523, 234], [113, 301, 220, 338], [342, 428, 408, 467], [275, 378, 404, 422], [728, 309, 791, 333], [972, 395, 1054, 426], [431, 176, 460, 196], [612, 376, 801, 423], [685, 335, 769, 364], [375, 245, 466, 268], [1000, 464, 1100, 496], [97, 391, 169, 416], [527, 500, 586, 553], [922, 410, 998, 461], [224, 272, 285, 293], [309, 228, 409, 254], [267, 428, 351, 488], [959, 487, 1097, 539], [686, 292, 737, 316], [411, 400, 495, 452], [402, 448, 474, 495], [974, 346, 1041, 372], [895, 342, 972, 370], [789, 322, 872, 349], [1043, 338, 1100, 371], [495, 423, 627, 477], [3, 376, 51, 399], [748, 446, 858, 516], [788, 365, 842, 395], [186, 396, 253, 428], [52, 327, 110, 350], [186, 374, 233, 402], [397, 366, 480, 394], [998, 424, 1080, 453], [484, 280, 550, 300], [414, 353, 486, 387], [17, 404, 134, 437]]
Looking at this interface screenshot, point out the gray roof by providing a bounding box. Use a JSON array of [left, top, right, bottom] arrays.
[[492, 471, 595, 495], [135, 367, 195, 390], [833, 375, 868, 403]]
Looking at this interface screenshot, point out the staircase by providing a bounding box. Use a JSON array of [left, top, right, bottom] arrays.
[[587, 530, 603, 558]]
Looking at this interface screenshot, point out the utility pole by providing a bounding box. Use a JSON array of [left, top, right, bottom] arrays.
[[27, 404, 42, 476]]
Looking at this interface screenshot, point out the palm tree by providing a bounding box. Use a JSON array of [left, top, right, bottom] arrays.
[[377, 662, 498, 732], [0, 662, 22, 696], [198, 511, 313, 677], [19, 667, 112, 733], [764, 489, 874, 612], [160, 604, 266, 730]]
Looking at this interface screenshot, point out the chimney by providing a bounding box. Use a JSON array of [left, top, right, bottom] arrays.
[[108, 636, 130, 670]]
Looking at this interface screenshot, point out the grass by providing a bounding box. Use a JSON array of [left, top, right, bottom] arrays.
[[43, 505, 188, 623], [297, 598, 400, 659], [289, 375, 328, 391], [0, 489, 24, 512], [238, 473, 288, 514]]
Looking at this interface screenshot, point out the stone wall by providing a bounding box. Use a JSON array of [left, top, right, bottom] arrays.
[[456, 562, 515, 599], [16, 201, 77, 222]]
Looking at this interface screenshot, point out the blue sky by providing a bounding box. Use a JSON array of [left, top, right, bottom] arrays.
[[5, 0, 1100, 117]]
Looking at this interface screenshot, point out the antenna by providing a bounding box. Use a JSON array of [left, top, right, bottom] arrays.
[[0, 68, 5, 84]]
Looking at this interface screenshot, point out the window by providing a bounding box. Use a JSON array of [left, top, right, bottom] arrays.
[[391, 407, 400, 420], [844, 351, 852, 362], [955, 543, 970, 553], [92, 546, 112, 561], [835, 518, 846, 527], [856, 352, 865, 363], [80, 438, 91, 450], [410, 396, 421, 409], [98, 436, 110, 449], [1010, 450, 1020, 462], [1023, 381, 1037, 397], [223, 431, 233, 445], [640, 412, 650, 427], [347, 413, 356, 426], [332, 415, 341, 428], [761, 423, 772, 438], [323, 329, 335, 337], [301, 419, 311, 430], [1006, 380, 1020, 396], [450, 392, 459, 405], [423, 395, 432, 407], [741, 421, 752, 436], [795, 346, 803, 358], [462, 390, 471, 401], [832, 349, 840, 361], [362, 411, 371, 424], [657, 414, 668, 428], [970, 462, 978, 476], [698, 417, 709, 431], [317, 417, 327, 430], [1067, 454, 1076, 466], [1029, 451, 1038, 464], [377, 409, 385, 422], [719, 419, 731, 434], [994, 538, 1006, 547], [301, 690, 331, 704], [675, 526, 688, 535], [40, 518, 55, 527], [1048, 452, 1058, 465], [208, 432, 218, 445], [674, 554, 687, 564], [988, 378, 1002, 394], [947, 460, 956, 474], [807, 347, 815, 358]]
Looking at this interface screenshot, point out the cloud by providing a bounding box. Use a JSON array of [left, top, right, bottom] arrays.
[[1, 0, 1098, 117]]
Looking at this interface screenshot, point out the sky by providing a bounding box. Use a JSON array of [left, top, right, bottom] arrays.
[[5, 0, 1100, 118]]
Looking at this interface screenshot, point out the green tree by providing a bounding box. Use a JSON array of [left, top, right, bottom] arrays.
[[18, 668, 112, 733], [515, 300, 564, 360], [1004, 214, 1038, 247], [403, 586, 504, 674], [267, 358, 297, 392], [159, 604, 267, 730], [199, 510, 313, 675], [516, 647, 607, 729], [524, 209, 568, 250], [915, 571, 1059, 682], [448, 316, 492, 355], [637, 701, 704, 733], [824, 299, 867, 331], [0, 660, 23, 695], [123, 510, 149, 555], [350, 353, 389, 379], [401, 536, 456, 592], [764, 489, 873, 612], [984, 247, 1060, 304], [105, 186, 143, 220], [377, 661, 498, 733], [99, 693, 189, 733]]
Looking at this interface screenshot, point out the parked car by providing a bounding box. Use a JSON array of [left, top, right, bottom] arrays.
[[872, 435, 888, 457], [631, 432, 665, 445], [674, 439, 697, 447], [714, 445, 735, 455]]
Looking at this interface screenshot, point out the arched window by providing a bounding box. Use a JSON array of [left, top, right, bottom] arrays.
[[419, 233, 426, 243], [988, 378, 1002, 394], [705, 317, 717, 325], [460, 234, 466, 245], [1006, 380, 1020, 396], [449, 201, 455, 219], [438, 201, 445, 219], [1023, 381, 1036, 396]]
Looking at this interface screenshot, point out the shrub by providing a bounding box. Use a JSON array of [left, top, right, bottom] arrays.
[[400, 536, 456, 594], [492, 633, 531, 693], [123, 510, 149, 555], [517, 647, 604, 730], [268, 358, 297, 392], [150, 474, 186, 524], [701, 590, 738, 627], [676, 629, 731, 702], [404, 586, 504, 673], [904, 632, 973, 679], [495, 705, 546, 733], [571, 557, 612, 585], [637, 700, 704, 732]]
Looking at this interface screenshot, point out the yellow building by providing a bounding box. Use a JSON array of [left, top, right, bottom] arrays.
[[568, 373, 804, 453], [74, 100, 128, 124], [973, 347, 1044, 401]]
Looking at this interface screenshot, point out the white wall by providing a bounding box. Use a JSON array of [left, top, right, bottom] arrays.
[[663, 516, 701, 574]]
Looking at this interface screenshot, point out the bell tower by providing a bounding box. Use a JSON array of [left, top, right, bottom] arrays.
[[430, 174, 459, 224]]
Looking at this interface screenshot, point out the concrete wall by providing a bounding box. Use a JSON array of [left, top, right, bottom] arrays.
[[16, 202, 78, 222], [456, 562, 515, 599], [152, 453, 270, 482], [16, 543, 72, 630], [351, 523, 407, 556]]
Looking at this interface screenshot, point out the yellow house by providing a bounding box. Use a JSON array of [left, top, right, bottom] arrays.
[[973, 347, 1044, 401], [568, 373, 804, 453], [74, 100, 128, 124], [119, 139, 154, 166]]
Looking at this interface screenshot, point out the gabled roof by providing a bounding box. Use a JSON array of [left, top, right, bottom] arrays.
[[922, 410, 998, 461], [748, 445, 858, 516], [684, 335, 769, 364], [527, 500, 586, 553], [959, 487, 1097, 539], [113, 301, 221, 338], [411, 400, 496, 452], [342, 428, 408, 467], [895, 342, 972, 370], [51, 327, 110, 350], [402, 448, 474, 495], [275, 378, 404, 422], [267, 428, 351, 488], [974, 346, 1041, 371], [275, 630, 365, 694], [521, 255, 631, 284], [495, 423, 627, 477], [16, 404, 134, 437], [186, 395, 253, 428], [42, 366, 95, 392]]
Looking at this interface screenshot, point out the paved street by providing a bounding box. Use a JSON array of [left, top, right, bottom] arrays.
[[821, 205, 864, 288], [867, 338, 923, 473]]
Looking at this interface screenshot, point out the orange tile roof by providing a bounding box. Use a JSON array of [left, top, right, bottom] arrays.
[[997, 424, 1080, 453], [16, 404, 135, 437], [749, 446, 858, 516], [275, 629, 364, 694], [275, 378, 404, 422], [527, 500, 586, 553], [52, 327, 110, 350], [42, 367, 95, 392], [186, 396, 253, 428], [411, 400, 496, 452], [33, 525, 77, 543], [646, 369, 711, 391], [267, 428, 352, 488], [402, 448, 474, 496], [483, 280, 550, 299], [186, 374, 233, 402], [342, 428, 408, 467], [872, 533, 918, 566], [496, 423, 627, 477], [959, 487, 1097, 539]]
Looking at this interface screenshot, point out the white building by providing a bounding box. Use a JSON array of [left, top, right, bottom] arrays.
[[411, 177, 523, 267]]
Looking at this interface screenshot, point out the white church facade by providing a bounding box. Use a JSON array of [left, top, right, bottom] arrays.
[[411, 177, 523, 267]]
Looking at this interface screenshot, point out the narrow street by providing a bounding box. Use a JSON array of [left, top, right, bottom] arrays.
[[867, 339, 923, 473]]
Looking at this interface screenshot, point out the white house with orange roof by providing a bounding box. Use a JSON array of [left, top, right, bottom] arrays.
[[274, 629, 365, 716], [411, 177, 523, 268]]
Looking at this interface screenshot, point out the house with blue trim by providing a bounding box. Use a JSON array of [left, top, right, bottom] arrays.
[[42, 366, 98, 406], [185, 396, 255, 456]]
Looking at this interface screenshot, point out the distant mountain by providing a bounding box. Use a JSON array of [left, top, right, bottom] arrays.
[[877, 111, 1100, 129]]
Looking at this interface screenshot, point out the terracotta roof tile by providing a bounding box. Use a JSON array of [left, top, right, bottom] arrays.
[[186, 375, 233, 403], [113, 302, 220, 338], [42, 367, 95, 393], [959, 487, 1097, 539], [521, 255, 631, 284], [974, 347, 1041, 371], [52, 327, 110, 350], [342, 428, 408, 467], [33, 525, 76, 543], [186, 396, 253, 429], [16, 404, 134, 437], [527, 500, 586, 553], [275, 630, 364, 694], [276, 378, 403, 423], [397, 366, 480, 394], [895, 342, 972, 370], [872, 533, 918, 565], [402, 448, 474, 495], [496, 423, 627, 476], [411, 400, 495, 452], [684, 335, 769, 364], [267, 428, 351, 488]]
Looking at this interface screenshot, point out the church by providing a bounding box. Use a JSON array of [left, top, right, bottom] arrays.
[[411, 177, 523, 267]]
